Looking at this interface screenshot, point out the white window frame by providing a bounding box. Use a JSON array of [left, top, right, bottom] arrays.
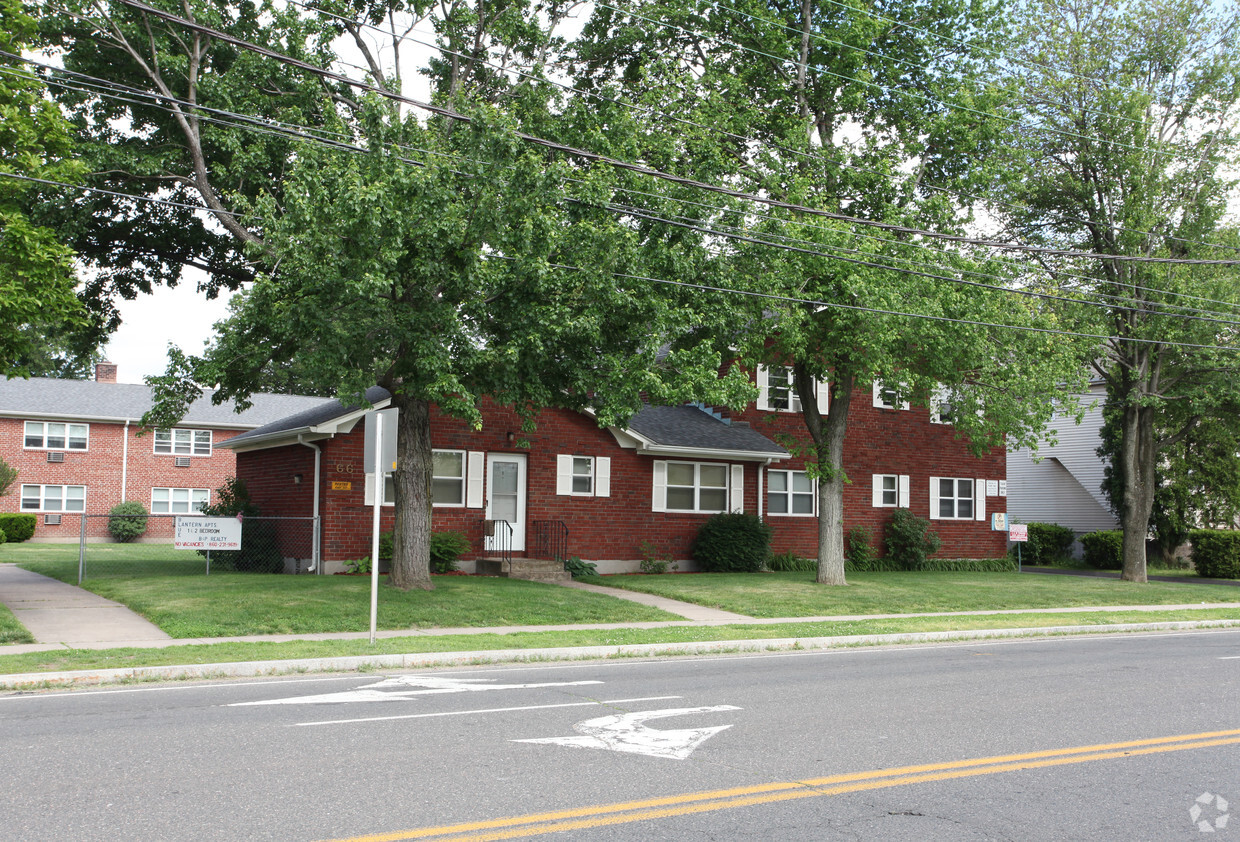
[[929, 476, 986, 521], [929, 385, 955, 425], [24, 420, 89, 451], [365, 449, 479, 508], [154, 428, 213, 457], [556, 455, 612, 497], [872, 474, 911, 508], [652, 460, 740, 514], [872, 380, 911, 410], [20, 484, 86, 512], [756, 365, 829, 414], [151, 487, 210, 514], [767, 469, 816, 516]]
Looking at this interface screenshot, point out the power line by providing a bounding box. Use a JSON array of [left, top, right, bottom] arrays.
[[89, 0, 1240, 268], [21, 53, 1240, 326]]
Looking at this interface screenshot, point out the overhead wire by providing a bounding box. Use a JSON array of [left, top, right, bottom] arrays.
[[83, 0, 1240, 267]]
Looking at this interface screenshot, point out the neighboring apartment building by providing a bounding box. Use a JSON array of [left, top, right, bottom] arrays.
[[0, 364, 326, 540], [222, 369, 1010, 572], [1006, 378, 1119, 536]]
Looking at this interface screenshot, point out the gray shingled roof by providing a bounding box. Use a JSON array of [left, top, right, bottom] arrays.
[[221, 386, 390, 446], [0, 377, 328, 429], [627, 405, 787, 456]]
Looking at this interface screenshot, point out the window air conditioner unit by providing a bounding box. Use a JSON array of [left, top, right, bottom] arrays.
[[47, 451, 65, 463], [45, 514, 62, 525], [174, 457, 191, 467]]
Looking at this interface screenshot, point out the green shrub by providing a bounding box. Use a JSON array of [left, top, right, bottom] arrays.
[[884, 508, 941, 570], [564, 556, 598, 578], [198, 477, 260, 518], [107, 501, 148, 542], [430, 530, 471, 574], [916, 557, 1017, 572], [692, 513, 772, 572], [766, 550, 815, 572], [378, 531, 393, 562], [639, 540, 677, 574], [342, 557, 371, 574], [0, 528, 6, 545], [846, 525, 878, 571], [1080, 530, 1123, 570], [1015, 522, 1076, 565], [1189, 530, 1240, 579], [210, 519, 283, 573], [0, 514, 35, 543]]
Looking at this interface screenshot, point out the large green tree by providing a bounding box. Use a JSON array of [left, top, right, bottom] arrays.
[[997, 0, 1240, 582], [0, 0, 88, 376], [575, 0, 1090, 583]]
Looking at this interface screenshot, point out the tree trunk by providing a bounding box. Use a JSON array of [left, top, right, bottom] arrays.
[[799, 366, 852, 585], [388, 391, 434, 591], [1118, 400, 1155, 583]]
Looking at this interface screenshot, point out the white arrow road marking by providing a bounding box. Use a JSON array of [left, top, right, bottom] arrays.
[[229, 676, 603, 706], [513, 705, 742, 760]]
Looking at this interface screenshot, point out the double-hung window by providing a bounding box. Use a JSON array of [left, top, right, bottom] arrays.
[[930, 385, 955, 425], [768, 470, 815, 515], [431, 450, 466, 506], [872, 381, 910, 410], [757, 365, 828, 414], [556, 455, 612, 497], [931, 477, 980, 520], [152, 487, 210, 514], [872, 474, 910, 508], [24, 421, 88, 451], [20, 484, 86, 512], [654, 461, 739, 513], [154, 428, 213, 456]]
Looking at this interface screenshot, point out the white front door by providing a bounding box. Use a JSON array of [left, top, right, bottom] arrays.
[[485, 453, 527, 552]]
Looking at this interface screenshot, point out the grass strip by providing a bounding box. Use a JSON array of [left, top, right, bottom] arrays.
[[577, 571, 1240, 616], [1, 607, 1236, 677], [0, 604, 34, 645]]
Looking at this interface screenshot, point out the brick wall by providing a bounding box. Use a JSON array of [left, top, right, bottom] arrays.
[[0, 418, 244, 540], [233, 387, 1007, 565]]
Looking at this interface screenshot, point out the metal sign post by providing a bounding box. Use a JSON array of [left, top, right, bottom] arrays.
[[370, 411, 383, 645]]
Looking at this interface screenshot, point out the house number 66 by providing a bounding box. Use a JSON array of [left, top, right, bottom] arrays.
[[335, 464, 354, 474]]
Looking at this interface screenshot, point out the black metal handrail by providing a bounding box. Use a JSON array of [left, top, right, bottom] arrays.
[[532, 520, 568, 562], [487, 519, 513, 568]]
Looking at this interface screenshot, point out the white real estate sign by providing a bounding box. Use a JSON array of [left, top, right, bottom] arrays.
[[175, 516, 242, 550]]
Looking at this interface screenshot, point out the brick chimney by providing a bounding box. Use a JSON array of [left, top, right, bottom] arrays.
[[94, 362, 118, 383]]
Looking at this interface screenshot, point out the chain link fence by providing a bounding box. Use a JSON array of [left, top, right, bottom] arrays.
[[61, 514, 319, 582]]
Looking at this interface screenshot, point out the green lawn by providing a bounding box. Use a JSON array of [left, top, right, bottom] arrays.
[[1, 607, 1236, 680], [0, 603, 33, 645], [576, 570, 1240, 616]]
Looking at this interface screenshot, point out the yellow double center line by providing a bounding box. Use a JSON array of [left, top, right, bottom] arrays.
[[327, 728, 1240, 841]]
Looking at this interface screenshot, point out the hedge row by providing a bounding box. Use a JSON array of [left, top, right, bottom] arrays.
[[0, 514, 36, 543], [1189, 530, 1240, 579]]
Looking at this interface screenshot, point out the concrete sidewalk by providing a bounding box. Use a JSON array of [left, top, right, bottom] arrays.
[[0, 564, 170, 649]]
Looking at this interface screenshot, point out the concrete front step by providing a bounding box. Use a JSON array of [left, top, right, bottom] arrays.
[[475, 558, 571, 582]]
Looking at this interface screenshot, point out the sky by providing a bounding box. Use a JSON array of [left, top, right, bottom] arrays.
[[99, 274, 232, 384]]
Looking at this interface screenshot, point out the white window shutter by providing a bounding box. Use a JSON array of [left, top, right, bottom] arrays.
[[898, 475, 910, 508], [595, 457, 611, 498], [816, 379, 829, 414], [466, 451, 484, 508], [730, 464, 744, 512], [364, 472, 375, 506], [929, 477, 941, 520], [872, 380, 884, 408], [756, 366, 771, 411], [556, 454, 573, 496], [975, 477, 986, 521], [871, 474, 884, 507], [652, 461, 667, 512]]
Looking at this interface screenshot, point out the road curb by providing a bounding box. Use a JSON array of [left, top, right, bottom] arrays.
[[3, 618, 1238, 691]]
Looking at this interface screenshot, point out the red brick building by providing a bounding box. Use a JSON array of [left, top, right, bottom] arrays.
[[0, 365, 326, 541], [222, 369, 1008, 572]]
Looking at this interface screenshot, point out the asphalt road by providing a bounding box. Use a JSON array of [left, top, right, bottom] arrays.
[[2, 630, 1238, 841]]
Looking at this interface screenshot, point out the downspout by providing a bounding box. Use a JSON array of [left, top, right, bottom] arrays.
[[121, 419, 130, 502], [298, 435, 322, 573]]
